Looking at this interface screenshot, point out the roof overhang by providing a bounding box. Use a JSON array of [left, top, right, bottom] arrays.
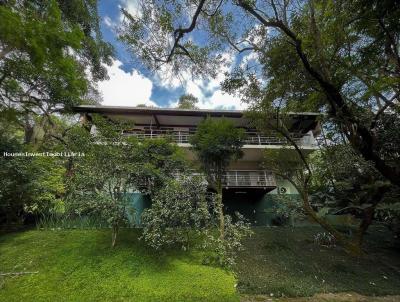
[[72, 105, 321, 134]]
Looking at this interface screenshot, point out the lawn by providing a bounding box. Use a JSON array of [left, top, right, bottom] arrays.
[[1, 227, 400, 302], [236, 226, 400, 298], [0, 229, 239, 302]]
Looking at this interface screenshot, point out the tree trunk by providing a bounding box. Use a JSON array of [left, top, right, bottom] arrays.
[[111, 225, 118, 248], [239, 1, 400, 187], [347, 185, 390, 254], [217, 179, 225, 240]]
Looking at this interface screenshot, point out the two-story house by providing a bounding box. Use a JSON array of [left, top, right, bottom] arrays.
[[73, 105, 320, 225]]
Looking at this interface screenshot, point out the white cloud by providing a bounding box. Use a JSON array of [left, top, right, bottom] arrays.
[[168, 81, 247, 110], [201, 90, 247, 110], [165, 51, 247, 110], [98, 59, 157, 107], [240, 51, 259, 69], [103, 16, 115, 28], [119, 0, 141, 21]]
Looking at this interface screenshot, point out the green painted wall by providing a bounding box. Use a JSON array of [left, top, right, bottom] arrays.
[[128, 175, 301, 227], [254, 194, 300, 226], [223, 192, 300, 226], [223, 176, 301, 226], [257, 177, 300, 225]]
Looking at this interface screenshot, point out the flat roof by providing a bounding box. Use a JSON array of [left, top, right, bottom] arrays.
[[72, 105, 321, 133], [72, 105, 320, 117]]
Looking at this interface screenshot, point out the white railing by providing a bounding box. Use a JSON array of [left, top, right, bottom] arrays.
[[123, 130, 315, 147], [222, 170, 276, 187], [173, 170, 276, 188]]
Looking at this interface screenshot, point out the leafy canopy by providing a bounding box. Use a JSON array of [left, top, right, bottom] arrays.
[[190, 117, 245, 183], [119, 0, 400, 186], [0, 0, 113, 133], [177, 94, 199, 109]]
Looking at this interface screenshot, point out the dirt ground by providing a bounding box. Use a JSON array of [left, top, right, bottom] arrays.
[[241, 292, 400, 302]]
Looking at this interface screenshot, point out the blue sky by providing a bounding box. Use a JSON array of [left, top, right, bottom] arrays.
[[96, 0, 248, 109]]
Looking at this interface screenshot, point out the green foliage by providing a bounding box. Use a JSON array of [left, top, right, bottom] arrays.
[[65, 119, 139, 246], [65, 116, 187, 246], [119, 0, 400, 186], [0, 129, 65, 226], [309, 144, 392, 214], [26, 156, 65, 215], [0, 0, 113, 146], [190, 117, 245, 186], [0, 135, 35, 225], [190, 117, 246, 241], [202, 213, 253, 268], [119, 1, 221, 79], [132, 138, 187, 195], [263, 148, 306, 189], [314, 232, 337, 248], [267, 194, 305, 226], [375, 201, 400, 243], [36, 213, 108, 230], [141, 175, 213, 250], [176, 94, 199, 109], [141, 174, 252, 268], [373, 112, 400, 165]]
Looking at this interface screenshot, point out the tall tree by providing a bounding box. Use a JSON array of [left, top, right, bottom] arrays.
[[190, 117, 245, 239], [177, 94, 199, 109], [0, 0, 113, 144], [119, 0, 400, 186], [66, 115, 187, 246]]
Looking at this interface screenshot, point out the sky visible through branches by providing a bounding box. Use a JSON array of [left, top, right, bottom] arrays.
[[98, 0, 257, 109]]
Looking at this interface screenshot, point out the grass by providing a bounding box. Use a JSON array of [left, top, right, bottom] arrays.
[[235, 226, 400, 298], [0, 229, 239, 302], [2, 226, 399, 301]]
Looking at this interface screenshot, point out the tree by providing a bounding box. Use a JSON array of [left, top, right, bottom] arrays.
[[189, 117, 245, 239], [119, 0, 400, 187], [66, 118, 138, 247], [257, 110, 391, 255], [141, 173, 252, 268], [65, 115, 187, 246], [0, 124, 65, 227], [130, 137, 188, 196], [141, 175, 213, 250], [177, 94, 199, 109], [0, 0, 113, 146], [0, 131, 35, 226]]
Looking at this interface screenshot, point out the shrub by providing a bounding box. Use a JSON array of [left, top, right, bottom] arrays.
[[141, 175, 253, 267], [314, 232, 336, 248], [202, 213, 253, 268], [141, 175, 213, 250]]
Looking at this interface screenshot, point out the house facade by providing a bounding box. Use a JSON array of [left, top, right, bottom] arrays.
[[74, 105, 320, 225]]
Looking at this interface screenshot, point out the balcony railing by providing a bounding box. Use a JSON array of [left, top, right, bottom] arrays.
[[123, 129, 315, 147], [173, 170, 276, 188], [222, 170, 276, 188]]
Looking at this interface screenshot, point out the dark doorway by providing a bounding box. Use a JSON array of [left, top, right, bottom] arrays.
[[222, 188, 273, 224]]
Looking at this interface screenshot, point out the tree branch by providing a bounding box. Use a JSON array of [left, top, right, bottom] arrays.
[[0, 271, 38, 276], [162, 0, 207, 63], [237, 0, 400, 186], [0, 44, 13, 61]]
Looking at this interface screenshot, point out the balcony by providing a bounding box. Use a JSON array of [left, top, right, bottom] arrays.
[[122, 129, 316, 147], [173, 170, 276, 188], [222, 170, 276, 188]]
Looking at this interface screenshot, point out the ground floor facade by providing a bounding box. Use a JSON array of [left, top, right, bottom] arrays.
[[127, 177, 300, 226]]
